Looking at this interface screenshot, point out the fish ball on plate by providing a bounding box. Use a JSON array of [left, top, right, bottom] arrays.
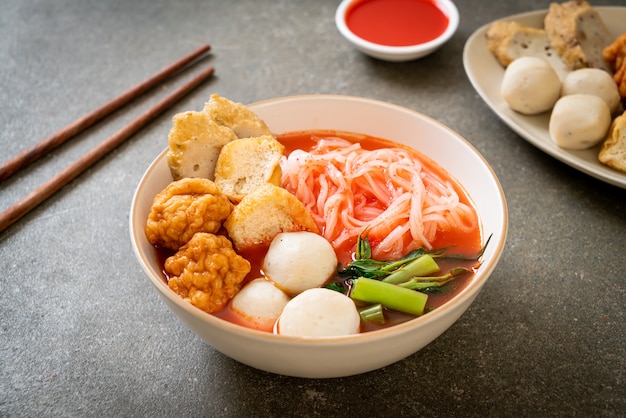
[[275, 288, 360, 337], [230, 278, 290, 331], [549, 94, 611, 150], [500, 56, 561, 115], [264, 231, 337, 295], [561, 68, 621, 114]]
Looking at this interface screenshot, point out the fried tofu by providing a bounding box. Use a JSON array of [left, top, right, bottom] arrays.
[[486, 20, 571, 80], [167, 94, 274, 181], [224, 183, 319, 252], [214, 135, 284, 201], [544, 0, 613, 72], [599, 111, 626, 173], [203, 94, 273, 139], [167, 111, 237, 181]]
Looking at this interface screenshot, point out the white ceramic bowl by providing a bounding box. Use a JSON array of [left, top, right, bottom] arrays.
[[130, 95, 507, 378], [335, 0, 459, 61]]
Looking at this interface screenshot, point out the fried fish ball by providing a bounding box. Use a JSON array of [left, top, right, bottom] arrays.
[[230, 278, 290, 331], [264, 232, 337, 296], [165, 233, 251, 314], [561, 68, 621, 114], [145, 177, 232, 250], [275, 288, 360, 337], [500, 56, 561, 115], [549, 94, 611, 150]]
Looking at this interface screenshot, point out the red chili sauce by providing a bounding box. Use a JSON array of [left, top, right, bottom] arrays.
[[156, 130, 482, 333], [345, 0, 449, 46]]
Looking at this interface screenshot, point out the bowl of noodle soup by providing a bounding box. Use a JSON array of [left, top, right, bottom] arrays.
[[130, 94, 507, 378]]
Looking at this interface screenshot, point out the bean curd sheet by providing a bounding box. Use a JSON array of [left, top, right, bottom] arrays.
[[157, 130, 483, 333]]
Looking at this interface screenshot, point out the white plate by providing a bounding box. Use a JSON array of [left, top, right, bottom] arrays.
[[463, 7, 626, 189]]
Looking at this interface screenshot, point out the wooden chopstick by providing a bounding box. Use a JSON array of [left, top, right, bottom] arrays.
[[0, 44, 211, 182], [0, 64, 215, 233]]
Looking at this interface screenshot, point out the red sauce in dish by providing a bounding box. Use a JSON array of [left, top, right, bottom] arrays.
[[345, 0, 449, 46]]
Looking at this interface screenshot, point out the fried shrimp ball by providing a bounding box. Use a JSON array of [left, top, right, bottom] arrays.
[[165, 233, 251, 313], [145, 177, 232, 250]]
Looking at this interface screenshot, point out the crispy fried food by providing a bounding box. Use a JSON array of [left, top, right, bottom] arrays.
[[486, 20, 570, 79], [599, 111, 626, 173], [603, 33, 626, 102], [167, 110, 236, 180], [145, 178, 232, 250], [544, 1, 613, 72], [203, 94, 272, 139], [165, 233, 251, 314], [224, 183, 319, 252], [214, 135, 284, 201], [167, 94, 274, 181]]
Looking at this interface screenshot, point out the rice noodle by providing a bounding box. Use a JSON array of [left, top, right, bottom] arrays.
[[281, 137, 477, 260]]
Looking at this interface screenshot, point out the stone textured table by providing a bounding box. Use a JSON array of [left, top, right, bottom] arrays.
[[1, 0, 624, 416]]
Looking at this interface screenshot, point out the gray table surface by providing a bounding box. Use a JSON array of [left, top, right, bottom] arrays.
[[2, 0, 625, 416]]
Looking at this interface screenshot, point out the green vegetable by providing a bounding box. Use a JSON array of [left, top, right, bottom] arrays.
[[334, 230, 492, 321], [338, 231, 491, 283], [381, 254, 439, 284], [358, 303, 385, 324], [324, 281, 344, 293], [398, 267, 471, 290], [350, 278, 428, 317]]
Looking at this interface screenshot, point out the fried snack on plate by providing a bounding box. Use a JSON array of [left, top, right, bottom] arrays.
[[214, 135, 284, 201], [599, 111, 626, 173], [544, 0, 613, 72], [486, 20, 570, 79], [224, 183, 319, 252], [167, 110, 236, 180], [165, 233, 251, 314], [603, 33, 626, 103], [145, 177, 232, 250], [203, 93, 273, 138]]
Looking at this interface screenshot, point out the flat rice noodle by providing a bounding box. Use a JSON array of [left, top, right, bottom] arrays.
[[280, 137, 476, 260]]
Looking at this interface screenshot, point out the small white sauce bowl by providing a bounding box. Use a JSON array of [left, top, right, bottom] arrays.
[[335, 0, 459, 62]]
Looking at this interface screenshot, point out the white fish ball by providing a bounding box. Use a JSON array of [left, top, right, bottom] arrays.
[[275, 288, 360, 337], [500, 56, 561, 115], [230, 278, 290, 331], [549, 94, 611, 150], [264, 231, 337, 295], [561, 68, 621, 114]]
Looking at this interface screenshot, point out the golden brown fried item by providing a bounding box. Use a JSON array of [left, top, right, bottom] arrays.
[[214, 135, 284, 201], [544, 1, 613, 72], [486, 21, 570, 77], [167, 110, 237, 181], [599, 111, 626, 173], [203, 94, 273, 139], [224, 183, 319, 252], [145, 178, 232, 250], [166, 94, 274, 181], [603, 33, 626, 102], [165, 233, 251, 313]]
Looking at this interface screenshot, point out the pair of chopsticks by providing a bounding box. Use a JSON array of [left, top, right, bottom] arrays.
[[0, 44, 215, 233]]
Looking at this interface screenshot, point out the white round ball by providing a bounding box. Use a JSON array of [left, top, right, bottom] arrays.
[[264, 231, 337, 295], [561, 68, 621, 114], [549, 94, 611, 150], [500, 56, 561, 115], [275, 288, 360, 337], [230, 278, 290, 331]]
